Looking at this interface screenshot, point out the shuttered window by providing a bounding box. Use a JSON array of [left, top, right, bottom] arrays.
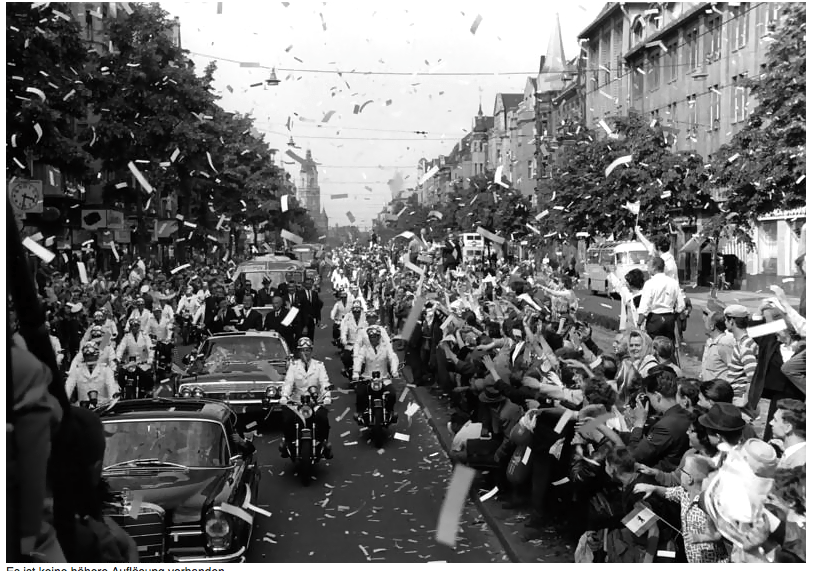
[[612, 20, 624, 99]]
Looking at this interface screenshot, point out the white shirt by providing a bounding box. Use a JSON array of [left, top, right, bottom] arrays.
[[637, 272, 685, 316], [340, 311, 368, 347], [331, 299, 351, 323], [65, 362, 120, 402], [352, 342, 399, 379], [116, 332, 153, 365]]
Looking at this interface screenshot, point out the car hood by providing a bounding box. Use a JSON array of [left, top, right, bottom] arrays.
[[106, 468, 232, 525]]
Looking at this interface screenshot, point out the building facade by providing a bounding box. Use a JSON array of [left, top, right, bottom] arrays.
[[579, 2, 800, 283]]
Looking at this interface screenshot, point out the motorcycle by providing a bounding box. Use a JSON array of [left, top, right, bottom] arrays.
[[153, 338, 175, 382], [177, 313, 193, 345], [188, 323, 207, 347], [350, 365, 403, 448], [79, 390, 100, 410], [284, 386, 328, 486], [119, 357, 153, 400]]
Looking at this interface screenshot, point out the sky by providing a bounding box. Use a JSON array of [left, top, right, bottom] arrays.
[[159, 1, 602, 229]]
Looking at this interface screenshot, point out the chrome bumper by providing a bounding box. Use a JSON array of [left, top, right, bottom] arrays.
[[174, 545, 246, 563]]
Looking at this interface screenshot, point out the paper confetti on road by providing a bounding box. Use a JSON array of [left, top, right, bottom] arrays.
[[394, 433, 410, 442], [600, 303, 613, 309], [478, 486, 499, 502], [340, 431, 351, 438], [436, 464, 476, 547], [404, 402, 420, 418], [399, 386, 410, 402]]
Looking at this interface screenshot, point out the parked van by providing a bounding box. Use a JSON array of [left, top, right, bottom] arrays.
[[584, 241, 651, 295]]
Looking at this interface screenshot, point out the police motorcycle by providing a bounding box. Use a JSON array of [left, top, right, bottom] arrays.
[[283, 386, 329, 486], [118, 357, 154, 400], [350, 363, 405, 448]]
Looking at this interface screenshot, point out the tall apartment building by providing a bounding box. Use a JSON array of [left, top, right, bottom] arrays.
[[579, 2, 801, 285]]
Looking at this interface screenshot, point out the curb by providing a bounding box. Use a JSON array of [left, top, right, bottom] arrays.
[[407, 384, 523, 564]]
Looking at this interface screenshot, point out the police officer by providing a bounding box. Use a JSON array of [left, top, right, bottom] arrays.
[[65, 342, 120, 404]]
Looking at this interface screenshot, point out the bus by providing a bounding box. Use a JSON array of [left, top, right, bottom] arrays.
[[460, 232, 486, 262], [584, 241, 651, 296]]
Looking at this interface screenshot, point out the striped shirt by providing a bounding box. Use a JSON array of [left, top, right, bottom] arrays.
[[727, 333, 758, 399]]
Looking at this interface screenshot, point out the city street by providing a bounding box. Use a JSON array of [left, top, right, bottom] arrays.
[[177, 289, 508, 563]]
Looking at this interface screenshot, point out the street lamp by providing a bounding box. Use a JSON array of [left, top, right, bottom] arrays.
[[266, 68, 280, 87]]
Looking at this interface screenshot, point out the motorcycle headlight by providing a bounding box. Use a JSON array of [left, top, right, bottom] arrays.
[[371, 380, 383, 392], [204, 509, 233, 551], [180, 388, 192, 398], [265, 386, 278, 398], [192, 387, 205, 398], [301, 406, 313, 419]]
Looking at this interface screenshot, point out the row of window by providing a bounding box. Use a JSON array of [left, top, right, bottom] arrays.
[[589, 3, 780, 89]]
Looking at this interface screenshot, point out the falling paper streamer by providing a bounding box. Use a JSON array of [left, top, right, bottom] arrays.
[[347, 212, 356, 223], [127, 161, 154, 194], [331, 194, 349, 199], [322, 110, 336, 123], [280, 229, 304, 244], [476, 226, 505, 245], [535, 210, 549, 221], [436, 464, 476, 547], [605, 155, 633, 177], [26, 86, 46, 102], [281, 307, 299, 327], [171, 263, 191, 275], [356, 100, 374, 114], [469, 14, 483, 34], [23, 237, 55, 263], [206, 151, 218, 173], [33, 123, 43, 144], [479, 487, 499, 502], [336, 407, 351, 422], [218, 503, 253, 525], [554, 409, 574, 434], [419, 165, 440, 186], [76, 262, 89, 284], [170, 148, 180, 162], [398, 295, 425, 342], [281, 194, 289, 212]]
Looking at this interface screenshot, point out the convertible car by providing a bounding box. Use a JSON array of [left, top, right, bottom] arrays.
[[176, 331, 291, 421], [100, 398, 260, 563]]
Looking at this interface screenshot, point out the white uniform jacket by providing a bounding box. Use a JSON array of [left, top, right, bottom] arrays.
[[352, 342, 399, 380], [69, 344, 118, 375], [65, 362, 120, 402], [340, 312, 369, 347], [116, 332, 154, 365], [281, 359, 331, 404], [128, 308, 153, 331]]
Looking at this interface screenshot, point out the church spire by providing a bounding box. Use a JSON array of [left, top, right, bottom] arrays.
[[537, 12, 568, 94]]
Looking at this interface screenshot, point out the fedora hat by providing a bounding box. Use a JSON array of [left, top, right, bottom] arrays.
[[699, 403, 746, 433], [478, 386, 505, 404]]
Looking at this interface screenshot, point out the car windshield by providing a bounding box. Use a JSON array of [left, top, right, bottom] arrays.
[[199, 336, 289, 373], [616, 251, 649, 265], [103, 420, 228, 468]]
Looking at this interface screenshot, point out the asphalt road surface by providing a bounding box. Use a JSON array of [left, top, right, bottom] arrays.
[[177, 292, 508, 563]]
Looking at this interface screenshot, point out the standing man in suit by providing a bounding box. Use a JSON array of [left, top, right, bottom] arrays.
[[256, 277, 276, 307], [441, 232, 462, 273], [297, 278, 323, 341], [235, 295, 264, 331], [264, 295, 298, 349]]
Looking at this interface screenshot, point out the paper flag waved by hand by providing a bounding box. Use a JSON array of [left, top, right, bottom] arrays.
[[436, 464, 476, 547], [622, 502, 659, 537], [623, 200, 641, 215], [280, 229, 304, 244]]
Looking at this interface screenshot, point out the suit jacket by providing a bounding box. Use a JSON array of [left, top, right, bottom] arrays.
[[236, 308, 265, 331], [223, 307, 245, 328], [209, 311, 229, 334], [264, 308, 299, 346], [281, 290, 300, 310], [628, 404, 692, 471], [297, 289, 323, 322], [256, 288, 276, 307]]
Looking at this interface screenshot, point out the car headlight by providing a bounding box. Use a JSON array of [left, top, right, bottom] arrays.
[[265, 386, 278, 398], [204, 509, 233, 551], [180, 388, 192, 398], [192, 387, 205, 398], [371, 380, 383, 392], [301, 406, 313, 419]]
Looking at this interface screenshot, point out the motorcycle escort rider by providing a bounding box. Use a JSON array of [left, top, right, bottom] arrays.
[[70, 325, 118, 374], [340, 300, 369, 372], [330, 289, 351, 346], [115, 318, 154, 394], [65, 342, 120, 404], [126, 297, 152, 331], [352, 325, 400, 424], [278, 337, 333, 460]]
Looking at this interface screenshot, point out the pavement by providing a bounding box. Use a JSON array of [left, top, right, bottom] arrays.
[[176, 292, 510, 563]]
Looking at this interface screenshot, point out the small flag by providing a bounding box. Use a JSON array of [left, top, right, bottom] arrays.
[[623, 201, 641, 215], [621, 502, 659, 537]]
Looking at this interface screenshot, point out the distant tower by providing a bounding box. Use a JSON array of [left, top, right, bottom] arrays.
[[297, 149, 329, 235]]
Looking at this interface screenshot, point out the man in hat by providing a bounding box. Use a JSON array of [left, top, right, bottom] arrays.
[[256, 276, 276, 307], [723, 304, 758, 407], [770, 399, 805, 469], [698, 403, 747, 464], [700, 310, 736, 382]]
